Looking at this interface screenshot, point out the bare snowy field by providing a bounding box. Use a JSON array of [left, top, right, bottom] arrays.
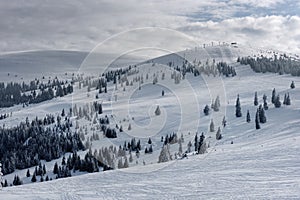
[[0, 45, 300, 199]]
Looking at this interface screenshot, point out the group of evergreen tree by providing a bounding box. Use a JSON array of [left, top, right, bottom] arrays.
[[122, 138, 142, 152], [0, 113, 9, 120], [0, 78, 73, 108], [283, 93, 291, 105], [216, 62, 237, 77], [272, 88, 282, 108], [238, 55, 300, 76], [194, 132, 206, 154], [0, 115, 85, 176], [163, 133, 178, 145]]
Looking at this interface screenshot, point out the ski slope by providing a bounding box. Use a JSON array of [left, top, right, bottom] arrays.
[[1, 45, 300, 199]]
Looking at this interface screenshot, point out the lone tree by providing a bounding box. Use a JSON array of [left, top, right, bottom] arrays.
[[203, 105, 210, 116], [290, 81, 295, 89], [255, 109, 260, 130], [254, 92, 258, 106], [155, 105, 161, 116], [246, 110, 251, 123], [235, 94, 242, 117]]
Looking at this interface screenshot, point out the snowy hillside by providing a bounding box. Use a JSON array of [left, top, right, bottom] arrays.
[[0, 45, 300, 199]]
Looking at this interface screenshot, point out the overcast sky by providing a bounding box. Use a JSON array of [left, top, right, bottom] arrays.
[[0, 0, 300, 54]]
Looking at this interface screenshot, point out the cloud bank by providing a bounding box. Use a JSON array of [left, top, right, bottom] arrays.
[[0, 0, 299, 54]]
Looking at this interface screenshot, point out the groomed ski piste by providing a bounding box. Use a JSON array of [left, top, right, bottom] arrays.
[[0, 45, 299, 199]]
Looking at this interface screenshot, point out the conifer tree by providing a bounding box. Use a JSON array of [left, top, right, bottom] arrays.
[[123, 156, 129, 168], [128, 123, 131, 130], [26, 169, 31, 177], [31, 173, 37, 182], [246, 110, 251, 123], [198, 133, 206, 154], [213, 96, 220, 111], [187, 141, 192, 153], [286, 93, 291, 105], [118, 158, 123, 169], [255, 109, 260, 130], [222, 116, 227, 127], [98, 104, 103, 114], [155, 105, 161, 116], [0, 162, 2, 189], [254, 92, 258, 106], [235, 95, 242, 117], [210, 119, 215, 132], [271, 88, 276, 104], [158, 145, 171, 163], [129, 151, 133, 163], [263, 94, 268, 110], [203, 105, 210, 116], [178, 139, 183, 154], [274, 94, 281, 108], [216, 127, 222, 140], [283, 93, 287, 105], [149, 145, 153, 153], [53, 162, 59, 174], [290, 81, 295, 89], [194, 133, 198, 151], [258, 105, 267, 123]]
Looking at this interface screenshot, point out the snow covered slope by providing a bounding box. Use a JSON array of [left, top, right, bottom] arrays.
[[1, 45, 300, 199]]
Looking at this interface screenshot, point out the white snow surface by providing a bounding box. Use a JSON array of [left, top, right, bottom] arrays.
[[0, 45, 300, 199]]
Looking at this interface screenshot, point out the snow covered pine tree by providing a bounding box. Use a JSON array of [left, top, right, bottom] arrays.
[[0, 162, 3, 189]]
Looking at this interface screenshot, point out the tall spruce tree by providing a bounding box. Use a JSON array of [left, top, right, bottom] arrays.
[[210, 119, 215, 132], [271, 88, 276, 104], [0, 162, 2, 189], [246, 110, 251, 123], [216, 127, 222, 140], [213, 96, 220, 112], [263, 94, 268, 110], [283, 93, 287, 105], [258, 105, 267, 123], [286, 93, 291, 105], [235, 95, 242, 117], [255, 109, 260, 129], [254, 92, 258, 106]]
